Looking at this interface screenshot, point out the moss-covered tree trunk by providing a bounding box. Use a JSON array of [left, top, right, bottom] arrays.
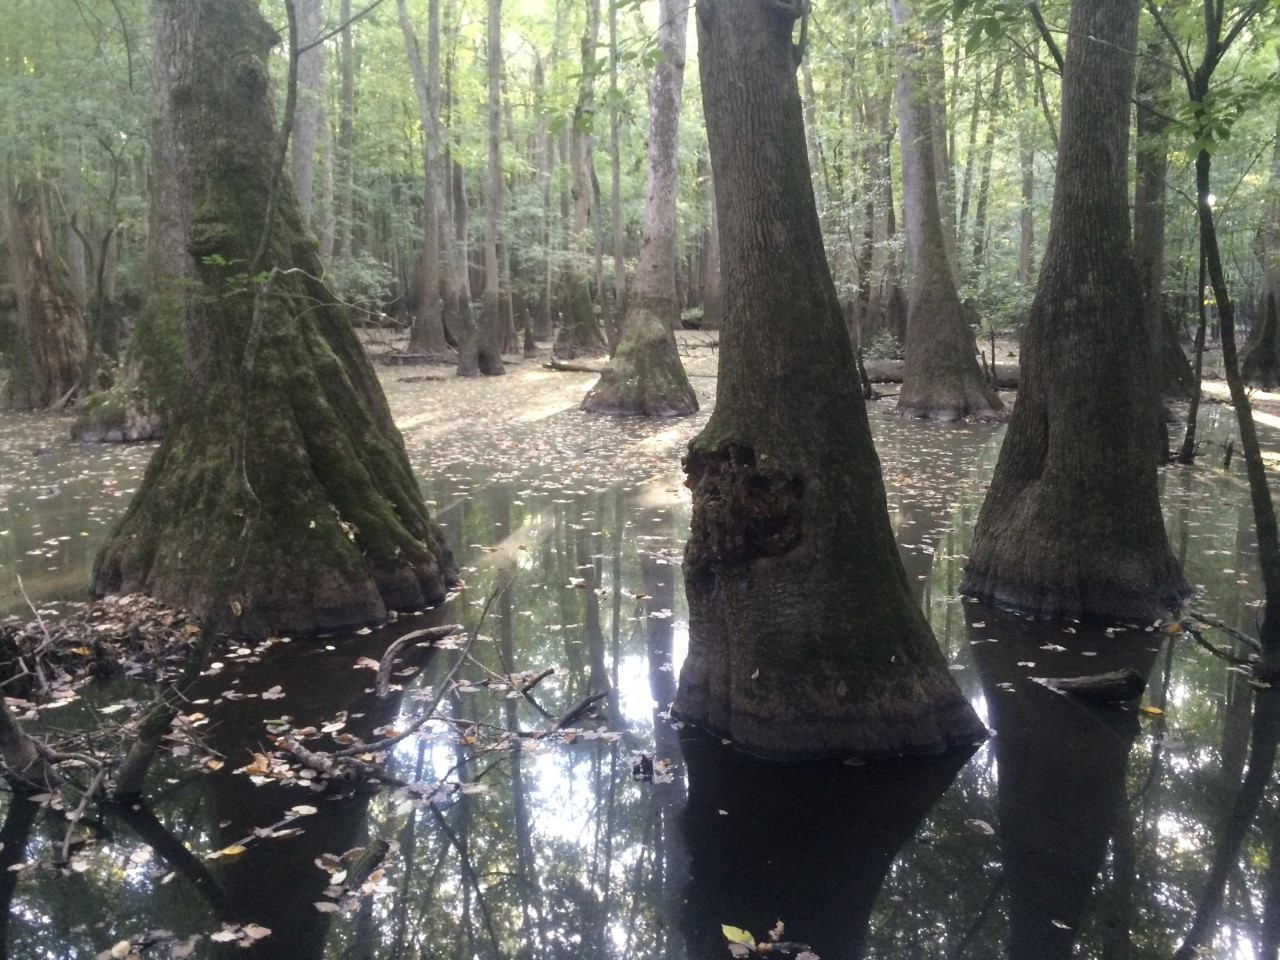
[[92, 0, 456, 638], [891, 0, 1002, 421], [675, 0, 986, 760], [581, 0, 697, 417], [960, 0, 1188, 622], [3, 178, 87, 410]]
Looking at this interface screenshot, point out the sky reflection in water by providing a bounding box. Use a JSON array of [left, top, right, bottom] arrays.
[[0, 388, 1276, 960]]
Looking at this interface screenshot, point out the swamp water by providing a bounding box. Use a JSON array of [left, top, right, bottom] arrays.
[[0, 365, 1277, 960]]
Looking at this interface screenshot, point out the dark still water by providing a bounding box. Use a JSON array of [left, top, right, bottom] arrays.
[[1, 374, 1277, 960]]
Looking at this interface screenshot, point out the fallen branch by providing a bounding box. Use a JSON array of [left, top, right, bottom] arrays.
[[1186, 608, 1263, 653], [0, 698, 61, 792], [1184, 624, 1255, 668], [375, 624, 464, 698], [544, 690, 611, 736], [1038, 668, 1146, 702], [544, 358, 606, 374]]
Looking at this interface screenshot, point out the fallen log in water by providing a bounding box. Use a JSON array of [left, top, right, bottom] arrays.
[[1036, 667, 1146, 702]]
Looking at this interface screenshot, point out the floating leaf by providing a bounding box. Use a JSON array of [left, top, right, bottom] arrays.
[[1140, 706, 1164, 716], [964, 818, 995, 836], [314, 901, 342, 913], [722, 925, 755, 949]]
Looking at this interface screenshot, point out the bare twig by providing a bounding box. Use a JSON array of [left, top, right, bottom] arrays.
[[1185, 608, 1263, 653]]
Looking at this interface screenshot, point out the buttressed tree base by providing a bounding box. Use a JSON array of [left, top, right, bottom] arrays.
[[675, 0, 986, 759]]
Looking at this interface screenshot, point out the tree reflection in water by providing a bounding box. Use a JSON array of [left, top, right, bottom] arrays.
[[4, 416, 1280, 958]]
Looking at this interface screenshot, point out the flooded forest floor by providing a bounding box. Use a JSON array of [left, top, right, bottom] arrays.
[[3, 332, 1280, 960]]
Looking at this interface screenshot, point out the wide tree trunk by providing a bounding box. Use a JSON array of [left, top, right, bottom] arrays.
[[3, 178, 87, 410], [93, 0, 456, 638], [891, 0, 1002, 421], [675, 0, 986, 760], [581, 0, 697, 417], [960, 0, 1188, 622]]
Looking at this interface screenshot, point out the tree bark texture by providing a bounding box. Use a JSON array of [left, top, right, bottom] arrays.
[[478, 0, 506, 375], [1134, 27, 1192, 398], [3, 179, 87, 410], [93, 0, 456, 638], [675, 0, 986, 759], [1014, 49, 1036, 287], [961, 0, 1188, 622], [581, 0, 696, 416], [700, 165, 723, 330], [1245, 113, 1280, 387], [335, 0, 356, 259], [291, 0, 324, 227], [555, 0, 606, 358], [891, 0, 1002, 421], [396, 0, 450, 357]]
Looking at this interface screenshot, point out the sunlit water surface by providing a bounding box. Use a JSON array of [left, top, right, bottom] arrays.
[[1, 368, 1278, 960]]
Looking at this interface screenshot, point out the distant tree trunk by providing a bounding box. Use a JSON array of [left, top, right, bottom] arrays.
[[129, 0, 190, 418], [396, 0, 449, 357], [675, 0, 986, 759], [291, 0, 324, 227], [1243, 116, 1280, 387], [891, 0, 1002, 421], [317, 103, 336, 259], [478, 0, 506, 375], [555, 0, 606, 358], [581, 0, 697, 417], [608, 0, 625, 320], [334, 0, 356, 259], [955, 55, 983, 255], [1014, 48, 1036, 287], [1242, 295, 1280, 389], [1134, 25, 1191, 398], [534, 55, 554, 341], [961, 0, 1188, 622], [3, 178, 87, 410], [969, 62, 1003, 279], [926, 34, 957, 270], [64, 153, 88, 308], [447, 157, 484, 375], [93, 0, 456, 637]]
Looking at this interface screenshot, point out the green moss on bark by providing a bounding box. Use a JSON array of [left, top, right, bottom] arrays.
[[580, 306, 697, 416], [92, 0, 454, 637]]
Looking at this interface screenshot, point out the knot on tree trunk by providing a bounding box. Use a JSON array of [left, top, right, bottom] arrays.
[[684, 443, 803, 576]]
